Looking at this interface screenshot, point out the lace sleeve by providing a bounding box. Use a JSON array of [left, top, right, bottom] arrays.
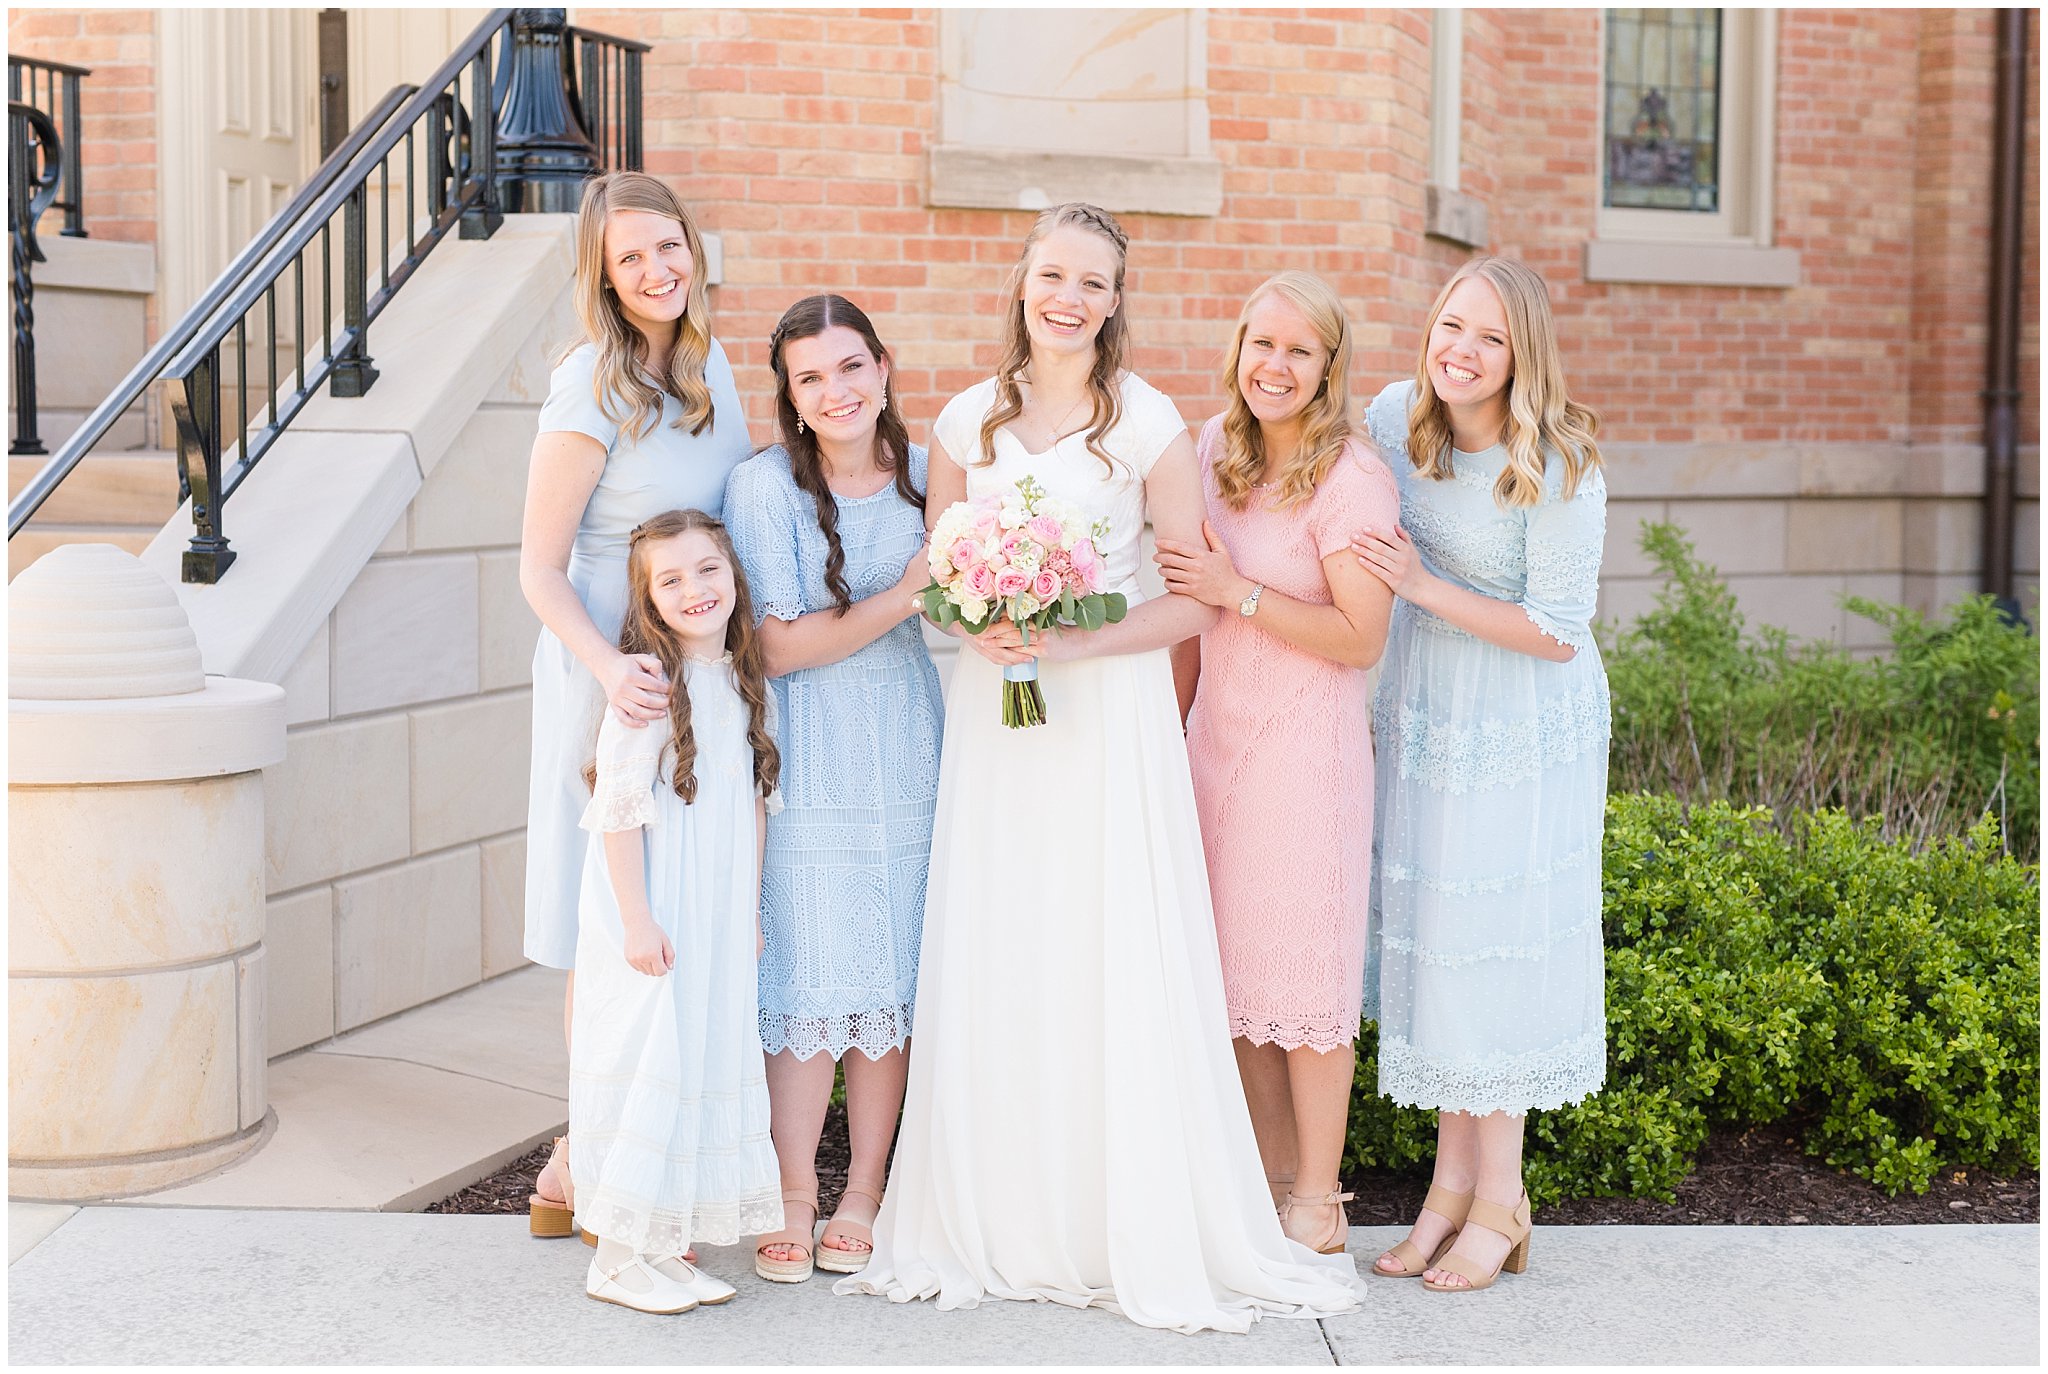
[[726, 457, 809, 624], [578, 713, 670, 832], [1363, 380, 1413, 460], [1521, 466, 1606, 651]]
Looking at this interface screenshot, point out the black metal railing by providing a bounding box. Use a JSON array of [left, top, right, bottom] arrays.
[[7, 7, 647, 584], [7, 56, 87, 240], [567, 24, 648, 173], [10, 100, 63, 456]]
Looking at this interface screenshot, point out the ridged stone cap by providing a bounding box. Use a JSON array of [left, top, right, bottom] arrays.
[[9, 544, 205, 700]]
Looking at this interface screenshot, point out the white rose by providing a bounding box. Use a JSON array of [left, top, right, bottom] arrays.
[[957, 594, 989, 624]]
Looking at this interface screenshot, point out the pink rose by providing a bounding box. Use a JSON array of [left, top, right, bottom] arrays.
[[994, 568, 1030, 599], [971, 509, 1001, 539], [964, 563, 997, 600], [949, 538, 980, 568], [1000, 529, 1034, 559], [1026, 514, 1065, 547], [1032, 568, 1061, 602], [1070, 539, 1106, 592]]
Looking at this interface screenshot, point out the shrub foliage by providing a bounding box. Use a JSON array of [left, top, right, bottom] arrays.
[[1348, 798, 2041, 1202], [1601, 523, 2039, 859]]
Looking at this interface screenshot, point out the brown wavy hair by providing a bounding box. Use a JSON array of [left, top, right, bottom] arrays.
[[1407, 256, 1602, 508], [766, 294, 923, 614], [974, 202, 1131, 477], [1211, 271, 1358, 512], [570, 171, 717, 443], [589, 510, 780, 804]]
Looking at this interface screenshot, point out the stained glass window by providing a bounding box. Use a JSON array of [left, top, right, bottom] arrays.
[[1604, 8, 1721, 212]]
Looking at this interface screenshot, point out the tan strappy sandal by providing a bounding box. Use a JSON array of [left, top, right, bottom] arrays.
[[754, 1189, 818, 1283], [1265, 1171, 1296, 1213], [1371, 1183, 1474, 1278], [815, 1179, 884, 1274], [1279, 1187, 1356, 1255], [1422, 1190, 1531, 1293], [529, 1136, 575, 1238]]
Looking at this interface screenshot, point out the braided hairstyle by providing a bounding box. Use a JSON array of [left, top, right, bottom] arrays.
[[766, 294, 922, 614]]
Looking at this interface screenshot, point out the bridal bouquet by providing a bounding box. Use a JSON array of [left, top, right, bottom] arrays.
[[917, 476, 1127, 728]]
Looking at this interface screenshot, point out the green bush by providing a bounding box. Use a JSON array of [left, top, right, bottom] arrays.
[[1601, 523, 2039, 860], [1348, 796, 2040, 1201]]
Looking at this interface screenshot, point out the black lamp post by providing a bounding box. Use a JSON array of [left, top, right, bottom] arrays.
[[495, 9, 600, 212]]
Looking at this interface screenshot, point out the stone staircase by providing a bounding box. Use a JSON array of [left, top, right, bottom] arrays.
[[8, 449, 182, 580]]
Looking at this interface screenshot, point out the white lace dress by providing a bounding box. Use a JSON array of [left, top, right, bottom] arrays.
[[1362, 380, 1610, 1114], [568, 658, 783, 1254], [834, 374, 1363, 1334]]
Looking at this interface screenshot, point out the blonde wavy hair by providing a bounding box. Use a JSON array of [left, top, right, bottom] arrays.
[[1212, 271, 1357, 512], [974, 202, 1131, 476], [570, 171, 717, 443], [1407, 256, 1601, 507]]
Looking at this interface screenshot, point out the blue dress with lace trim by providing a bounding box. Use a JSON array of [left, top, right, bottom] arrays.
[[724, 444, 941, 1062], [1362, 380, 1610, 1113]]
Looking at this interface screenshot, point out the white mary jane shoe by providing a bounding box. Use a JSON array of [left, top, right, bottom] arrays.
[[586, 1255, 700, 1314], [655, 1255, 737, 1306]]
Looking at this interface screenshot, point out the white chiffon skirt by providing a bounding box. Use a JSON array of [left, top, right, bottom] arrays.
[[834, 644, 1363, 1335]]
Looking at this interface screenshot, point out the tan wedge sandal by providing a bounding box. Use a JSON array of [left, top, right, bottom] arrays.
[[1279, 1188, 1356, 1255], [1422, 1190, 1531, 1293], [529, 1136, 576, 1238], [816, 1179, 884, 1274], [1371, 1183, 1474, 1278], [754, 1189, 819, 1283]]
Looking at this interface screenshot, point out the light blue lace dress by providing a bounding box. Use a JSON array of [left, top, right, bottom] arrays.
[[725, 444, 941, 1061], [1362, 380, 1610, 1114]]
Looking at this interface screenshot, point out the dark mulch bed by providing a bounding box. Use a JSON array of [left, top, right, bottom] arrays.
[[431, 1109, 2037, 1227]]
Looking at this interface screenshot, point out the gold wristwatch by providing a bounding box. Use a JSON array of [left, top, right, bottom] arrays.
[[1239, 582, 1264, 617]]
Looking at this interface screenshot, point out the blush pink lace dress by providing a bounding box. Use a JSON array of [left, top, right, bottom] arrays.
[[1185, 417, 1400, 1051]]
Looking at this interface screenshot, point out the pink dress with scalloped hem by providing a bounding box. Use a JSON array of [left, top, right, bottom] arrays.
[[1185, 418, 1400, 1052]]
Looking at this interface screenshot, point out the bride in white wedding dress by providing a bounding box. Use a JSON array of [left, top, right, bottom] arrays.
[[832, 203, 1363, 1334]]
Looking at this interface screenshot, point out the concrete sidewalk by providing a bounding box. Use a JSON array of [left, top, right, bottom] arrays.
[[6, 1205, 2038, 1364]]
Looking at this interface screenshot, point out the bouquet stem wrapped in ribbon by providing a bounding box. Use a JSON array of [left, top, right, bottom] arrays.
[[916, 476, 1127, 729]]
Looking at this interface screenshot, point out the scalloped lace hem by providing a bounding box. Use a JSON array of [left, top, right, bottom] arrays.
[[1377, 1031, 1606, 1114], [759, 1004, 914, 1061], [576, 1189, 784, 1253], [1229, 1013, 1359, 1053], [1386, 680, 1610, 795], [1523, 601, 1592, 651]]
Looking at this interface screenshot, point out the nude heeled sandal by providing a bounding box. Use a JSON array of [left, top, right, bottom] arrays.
[[815, 1179, 884, 1274], [529, 1136, 576, 1238], [1371, 1183, 1474, 1278], [1265, 1172, 1296, 1213], [1422, 1190, 1531, 1293], [1280, 1188, 1356, 1255], [754, 1189, 819, 1283]]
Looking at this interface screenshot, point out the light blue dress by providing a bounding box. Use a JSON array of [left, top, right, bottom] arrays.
[[724, 444, 942, 1061], [1361, 379, 1610, 1114], [523, 339, 751, 970]]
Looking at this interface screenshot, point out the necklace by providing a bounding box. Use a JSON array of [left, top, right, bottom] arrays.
[[1027, 388, 1088, 452]]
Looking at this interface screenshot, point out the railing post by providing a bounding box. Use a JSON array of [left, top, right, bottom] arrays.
[[172, 357, 236, 583], [493, 8, 599, 213], [10, 101, 60, 457], [59, 70, 84, 238], [329, 179, 378, 397], [459, 31, 505, 240]]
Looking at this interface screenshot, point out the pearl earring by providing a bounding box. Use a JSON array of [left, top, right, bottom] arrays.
[[796, 416, 806, 435]]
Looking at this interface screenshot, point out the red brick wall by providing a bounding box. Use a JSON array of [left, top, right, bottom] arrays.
[[578, 6, 2038, 461], [9, 9, 157, 246]]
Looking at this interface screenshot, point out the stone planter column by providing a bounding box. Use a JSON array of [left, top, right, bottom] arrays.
[[9, 545, 285, 1199]]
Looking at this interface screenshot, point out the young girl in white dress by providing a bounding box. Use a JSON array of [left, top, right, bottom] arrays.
[[571, 509, 784, 1315], [836, 203, 1362, 1335]]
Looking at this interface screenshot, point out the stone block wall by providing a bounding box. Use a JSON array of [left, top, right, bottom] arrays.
[[256, 298, 563, 1056]]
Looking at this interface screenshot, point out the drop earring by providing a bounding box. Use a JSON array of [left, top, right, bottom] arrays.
[[796, 416, 806, 435]]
